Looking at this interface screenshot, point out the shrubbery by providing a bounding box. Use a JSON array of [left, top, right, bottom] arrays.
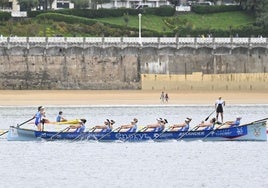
[[30, 6, 175, 19], [191, 5, 241, 14], [0, 12, 11, 21]]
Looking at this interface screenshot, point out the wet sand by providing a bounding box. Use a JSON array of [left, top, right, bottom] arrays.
[[0, 90, 268, 106]]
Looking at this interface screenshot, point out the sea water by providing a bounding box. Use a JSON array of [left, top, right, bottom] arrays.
[[0, 105, 268, 188]]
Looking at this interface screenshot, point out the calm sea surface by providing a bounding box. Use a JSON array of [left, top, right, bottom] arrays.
[[0, 105, 268, 188]]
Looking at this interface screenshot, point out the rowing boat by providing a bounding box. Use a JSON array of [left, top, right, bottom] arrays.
[[6, 120, 267, 142]]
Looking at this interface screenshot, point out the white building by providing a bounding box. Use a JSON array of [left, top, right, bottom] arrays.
[[97, 0, 172, 9], [3, 0, 171, 13]]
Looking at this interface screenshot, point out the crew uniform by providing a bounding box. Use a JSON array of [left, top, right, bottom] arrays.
[[215, 97, 225, 113]]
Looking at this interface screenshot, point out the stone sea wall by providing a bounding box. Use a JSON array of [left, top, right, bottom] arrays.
[[0, 37, 267, 90]]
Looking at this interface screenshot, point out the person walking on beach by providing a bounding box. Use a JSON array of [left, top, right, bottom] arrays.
[[215, 96, 225, 123], [165, 93, 169, 103], [160, 91, 165, 103]]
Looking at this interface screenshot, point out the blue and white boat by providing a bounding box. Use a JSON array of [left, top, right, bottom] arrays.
[[6, 120, 267, 142]]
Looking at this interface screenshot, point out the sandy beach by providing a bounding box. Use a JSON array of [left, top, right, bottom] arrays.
[[0, 90, 268, 106]]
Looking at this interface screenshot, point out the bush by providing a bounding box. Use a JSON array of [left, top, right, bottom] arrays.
[[30, 7, 175, 19], [0, 11, 11, 21], [36, 13, 97, 26], [192, 5, 241, 14]]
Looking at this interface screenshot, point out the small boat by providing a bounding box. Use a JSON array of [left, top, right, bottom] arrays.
[[6, 120, 267, 142]]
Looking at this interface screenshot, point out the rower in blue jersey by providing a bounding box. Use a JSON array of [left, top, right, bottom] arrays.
[[145, 118, 168, 132], [69, 119, 86, 133], [118, 118, 138, 132], [197, 117, 216, 131], [169, 117, 192, 132], [34, 106, 46, 131], [220, 117, 242, 129], [92, 119, 112, 133], [56, 111, 67, 122]]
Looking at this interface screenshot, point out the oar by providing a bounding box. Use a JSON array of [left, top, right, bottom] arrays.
[[202, 123, 225, 141], [123, 126, 147, 142], [97, 127, 121, 141], [251, 117, 268, 124], [177, 125, 200, 141], [49, 127, 70, 140], [46, 119, 81, 125], [153, 127, 172, 141], [0, 117, 35, 137], [205, 110, 215, 121], [72, 127, 95, 141]]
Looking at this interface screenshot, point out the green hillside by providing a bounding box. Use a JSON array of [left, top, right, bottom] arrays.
[[0, 11, 256, 37]]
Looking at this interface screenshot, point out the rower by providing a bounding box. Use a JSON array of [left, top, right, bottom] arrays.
[[197, 117, 216, 131], [34, 106, 49, 131], [118, 118, 138, 132], [92, 119, 112, 133], [56, 111, 67, 122], [69, 119, 86, 133], [169, 117, 192, 132], [220, 117, 242, 129], [145, 118, 168, 132]]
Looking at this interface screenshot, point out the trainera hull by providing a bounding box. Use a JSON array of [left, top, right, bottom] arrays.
[[7, 121, 267, 142]]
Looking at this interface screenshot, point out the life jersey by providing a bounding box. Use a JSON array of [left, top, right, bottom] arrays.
[[230, 120, 240, 127], [179, 123, 190, 132], [204, 124, 215, 131], [153, 125, 164, 132], [100, 124, 112, 133], [56, 115, 61, 122], [75, 124, 85, 133], [127, 124, 137, 133], [35, 112, 42, 126]]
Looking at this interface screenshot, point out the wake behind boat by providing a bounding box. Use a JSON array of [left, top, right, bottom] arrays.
[[6, 120, 267, 142]]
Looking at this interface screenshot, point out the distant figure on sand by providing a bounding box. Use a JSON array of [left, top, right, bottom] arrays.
[[215, 96, 225, 123], [56, 111, 67, 122], [165, 93, 169, 103], [160, 91, 165, 103]]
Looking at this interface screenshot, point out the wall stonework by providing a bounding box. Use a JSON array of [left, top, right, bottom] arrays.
[[0, 37, 268, 90]]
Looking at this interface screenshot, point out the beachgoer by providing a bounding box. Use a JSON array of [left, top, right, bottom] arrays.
[[69, 119, 86, 133], [160, 91, 165, 103], [118, 118, 138, 132], [197, 117, 216, 131], [215, 96, 225, 123], [145, 118, 168, 132], [92, 119, 112, 133], [169, 117, 192, 132], [34, 106, 47, 131], [165, 93, 169, 103], [56, 111, 67, 122]]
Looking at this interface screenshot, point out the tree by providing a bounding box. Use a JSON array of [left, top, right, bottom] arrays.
[[255, 0, 268, 34], [235, 0, 257, 11], [0, 0, 9, 9], [17, 0, 39, 11]]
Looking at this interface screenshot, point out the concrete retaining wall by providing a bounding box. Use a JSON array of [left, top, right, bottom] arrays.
[[0, 37, 267, 90]]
